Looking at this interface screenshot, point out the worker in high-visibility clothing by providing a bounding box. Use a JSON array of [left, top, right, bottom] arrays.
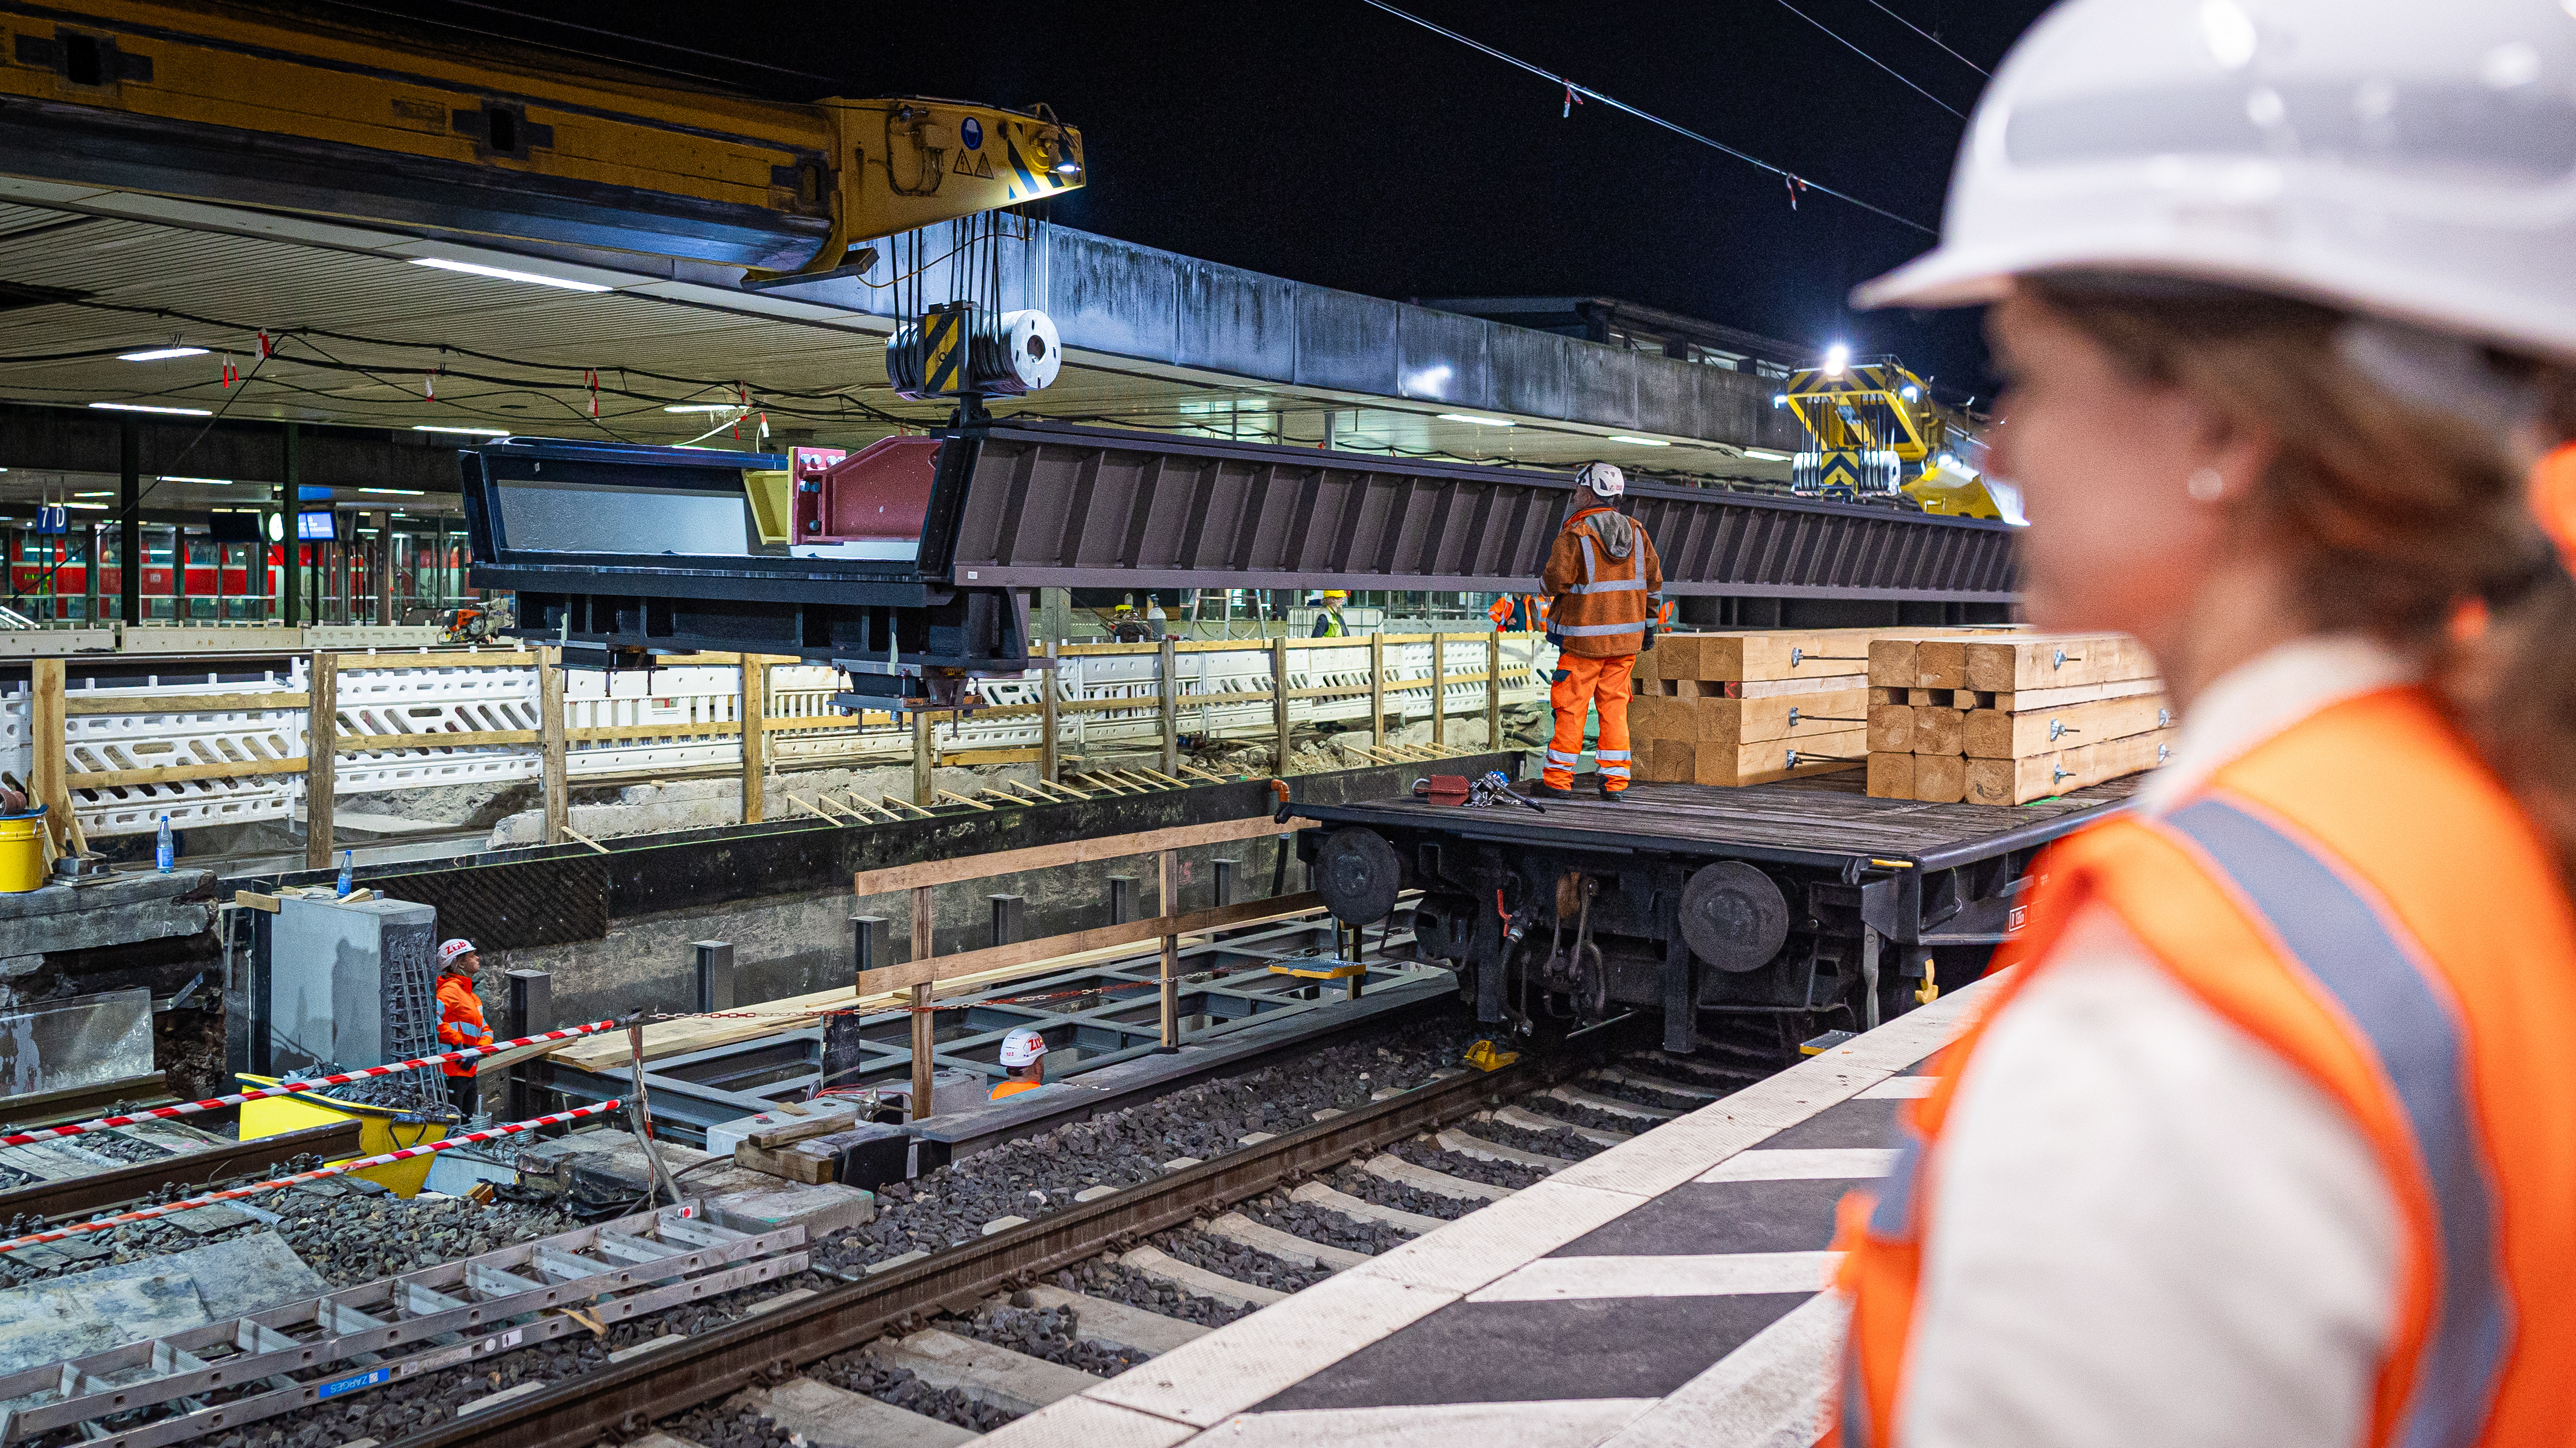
[[434, 938, 493, 1121], [1829, 3, 2576, 1445], [989, 1026, 1048, 1100], [1537, 462, 1661, 799], [1312, 591, 1349, 637]]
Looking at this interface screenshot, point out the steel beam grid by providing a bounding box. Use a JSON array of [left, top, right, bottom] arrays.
[[543, 915, 1442, 1145]]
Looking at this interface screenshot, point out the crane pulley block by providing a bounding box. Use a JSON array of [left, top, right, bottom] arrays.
[[887, 303, 1063, 400]]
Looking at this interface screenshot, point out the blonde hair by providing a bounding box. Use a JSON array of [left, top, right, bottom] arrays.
[[2025, 279, 2576, 869]]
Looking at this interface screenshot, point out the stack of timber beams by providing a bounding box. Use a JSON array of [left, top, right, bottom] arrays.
[[1627, 629, 1895, 787], [1867, 634, 2171, 805]]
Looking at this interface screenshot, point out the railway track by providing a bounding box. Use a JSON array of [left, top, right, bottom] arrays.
[[0, 1006, 1790, 1447], [390, 1017, 1766, 1448]]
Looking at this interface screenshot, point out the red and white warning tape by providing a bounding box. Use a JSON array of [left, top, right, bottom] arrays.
[[0, 1020, 620, 1149], [0, 1098, 624, 1255]]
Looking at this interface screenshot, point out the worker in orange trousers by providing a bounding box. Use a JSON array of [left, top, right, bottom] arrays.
[[1538, 462, 1663, 800]]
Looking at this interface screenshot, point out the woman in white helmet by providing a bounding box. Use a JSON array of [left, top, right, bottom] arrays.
[[1833, 3, 2576, 1445], [990, 1026, 1049, 1101]]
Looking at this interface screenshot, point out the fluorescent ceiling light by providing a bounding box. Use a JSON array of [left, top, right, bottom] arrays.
[[1605, 435, 1670, 447], [409, 257, 613, 292], [90, 402, 211, 416], [119, 346, 210, 362], [73, 491, 110, 498], [1741, 448, 1792, 462], [361, 488, 425, 495], [663, 403, 744, 413], [159, 475, 232, 484], [412, 425, 512, 436], [64, 502, 107, 510], [1438, 413, 1515, 427]]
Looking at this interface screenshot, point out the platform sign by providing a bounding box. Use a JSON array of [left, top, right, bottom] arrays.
[[34, 503, 66, 534]]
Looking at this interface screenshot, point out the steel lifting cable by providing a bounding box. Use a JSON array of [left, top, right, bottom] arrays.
[[0, 1099, 626, 1256], [0, 1020, 621, 1149]]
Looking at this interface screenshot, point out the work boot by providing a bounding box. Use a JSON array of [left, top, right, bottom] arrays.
[[1530, 781, 1574, 800], [1597, 780, 1629, 802]]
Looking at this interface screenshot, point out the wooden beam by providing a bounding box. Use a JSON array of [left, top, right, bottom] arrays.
[[935, 788, 994, 812], [911, 709, 932, 810], [1159, 847, 1180, 1048], [739, 657, 767, 825], [338, 650, 540, 669], [859, 892, 1328, 995], [304, 651, 336, 871], [850, 813, 1319, 897], [336, 728, 541, 751], [1271, 636, 1291, 775], [539, 645, 567, 847], [64, 691, 308, 716], [909, 884, 935, 1120], [29, 658, 79, 856], [1370, 633, 1386, 757], [1040, 639, 1060, 785], [75, 756, 306, 788], [1487, 632, 1504, 749]]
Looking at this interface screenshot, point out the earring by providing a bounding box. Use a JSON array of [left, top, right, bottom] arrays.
[[2186, 468, 2226, 501]]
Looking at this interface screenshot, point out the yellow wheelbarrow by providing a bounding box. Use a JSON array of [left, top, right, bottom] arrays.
[[236, 1075, 450, 1198]]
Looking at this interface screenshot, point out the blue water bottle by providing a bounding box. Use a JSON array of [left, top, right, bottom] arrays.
[[154, 815, 173, 872], [337, 849, 354, 897]]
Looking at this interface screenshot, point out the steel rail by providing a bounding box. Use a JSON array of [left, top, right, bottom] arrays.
[[393, 1017, 1645, 1447]]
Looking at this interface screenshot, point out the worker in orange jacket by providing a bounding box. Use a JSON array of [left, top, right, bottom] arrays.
[[989, 1026, 1048, 1100], [434, 938, 493, 1121], [1828, 3, 2576, 1444], [1537, 462, 1662, 799]]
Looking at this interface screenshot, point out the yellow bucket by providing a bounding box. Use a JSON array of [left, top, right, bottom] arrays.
[[236, 1074, 451, 1198], [0, 810, 45, 894]]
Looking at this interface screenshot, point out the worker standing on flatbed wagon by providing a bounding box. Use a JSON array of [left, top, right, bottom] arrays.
[[1829, 2, 2576, 1445], [1537, 462, 1663, 800]]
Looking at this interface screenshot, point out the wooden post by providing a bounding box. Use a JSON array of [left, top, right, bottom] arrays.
[[739, 656, 767, 825], [912, 708, 933, 806], [1158, 847, 1180, 1049], [28, 658, 80, 856], [1040, 640, 1060, 783], [1431, 632, 1447, 750], [1487, 631, 1504, 752], [375, 509, 394, 625], [910, 884, 935, 1119], [539, 645, 567, 846], [304, 650, 336, 870], [1159, 636, 1179, 778], [1270, 636, 1291, 775], [1370, 634, 1386, 756]]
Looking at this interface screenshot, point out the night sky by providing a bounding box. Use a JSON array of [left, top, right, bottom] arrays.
[[401, 0, 2060, 399]]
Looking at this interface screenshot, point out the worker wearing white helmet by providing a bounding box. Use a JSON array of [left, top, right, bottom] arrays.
[[1833, 3, 2576, 1445], [989, 1026, 1049, 1101], [1537, 462, 1663, 799], [433, 938, 491, 1121]]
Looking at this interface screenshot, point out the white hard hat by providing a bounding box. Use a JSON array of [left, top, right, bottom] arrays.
[[998, 1026, 1048, 1068], [436, 938, 476, 970], [1578, 462, 1626, 499], [1855, 0, 2576, 363]]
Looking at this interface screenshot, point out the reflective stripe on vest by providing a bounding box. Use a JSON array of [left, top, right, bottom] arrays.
[[2165, 796, 2510, 1445], [1557, 620, 1647, 637], [1571, 535, 1648, 595]]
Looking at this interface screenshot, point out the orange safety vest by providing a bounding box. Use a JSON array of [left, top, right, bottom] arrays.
[[434, 973, 490, 1078], [1834, 686, 2576, 1447], [989, 1079, 1042, 1101]]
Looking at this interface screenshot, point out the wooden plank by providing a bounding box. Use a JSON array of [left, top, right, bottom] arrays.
[[741, 658, 768, 825], [912, 710, 932, 809], [1159, 636, 1180, 777], [1966, 731, 2171, 806], [539, 646, 567, 847], [1964, 693, 2174, 760], [232, 890, 282, 912], [1913, 753, 1967, 803], [1870, 686, 1907, 706], [1271, 637, 1291, 775], [1430, 634, 1446, 749], [64, 690, 309, 715], [1866, 752, 1916, 799], [857, 892, 1328, 995], [29, 658, 77, 854], [1725, 673, 1868, 699], [1910, 707, 1965, 757], [1628, 690, 1869, 748], [850, 814, 1320, 897], [1486, 632, 1503, 748], [1989, 676, 2162, 712], [1040, 640, 1060, 784], [305, 650, 336, 871], [335, 650, 539, 669], [1370, 634, 1387, 756], [1638, 728, 1866, 787], [1964, 634, 2158, 692], [1867, 704, 1914, 754], [1914, 640, 1969, 690]]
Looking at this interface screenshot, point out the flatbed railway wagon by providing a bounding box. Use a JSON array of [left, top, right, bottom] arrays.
[[1295, 773, 2134, 1054]]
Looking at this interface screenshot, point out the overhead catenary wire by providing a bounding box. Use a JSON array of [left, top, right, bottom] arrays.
[[1860, 0, 1991, 77], [1354, 0, 1934, 235], [1772, 0, 1967, 120]]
